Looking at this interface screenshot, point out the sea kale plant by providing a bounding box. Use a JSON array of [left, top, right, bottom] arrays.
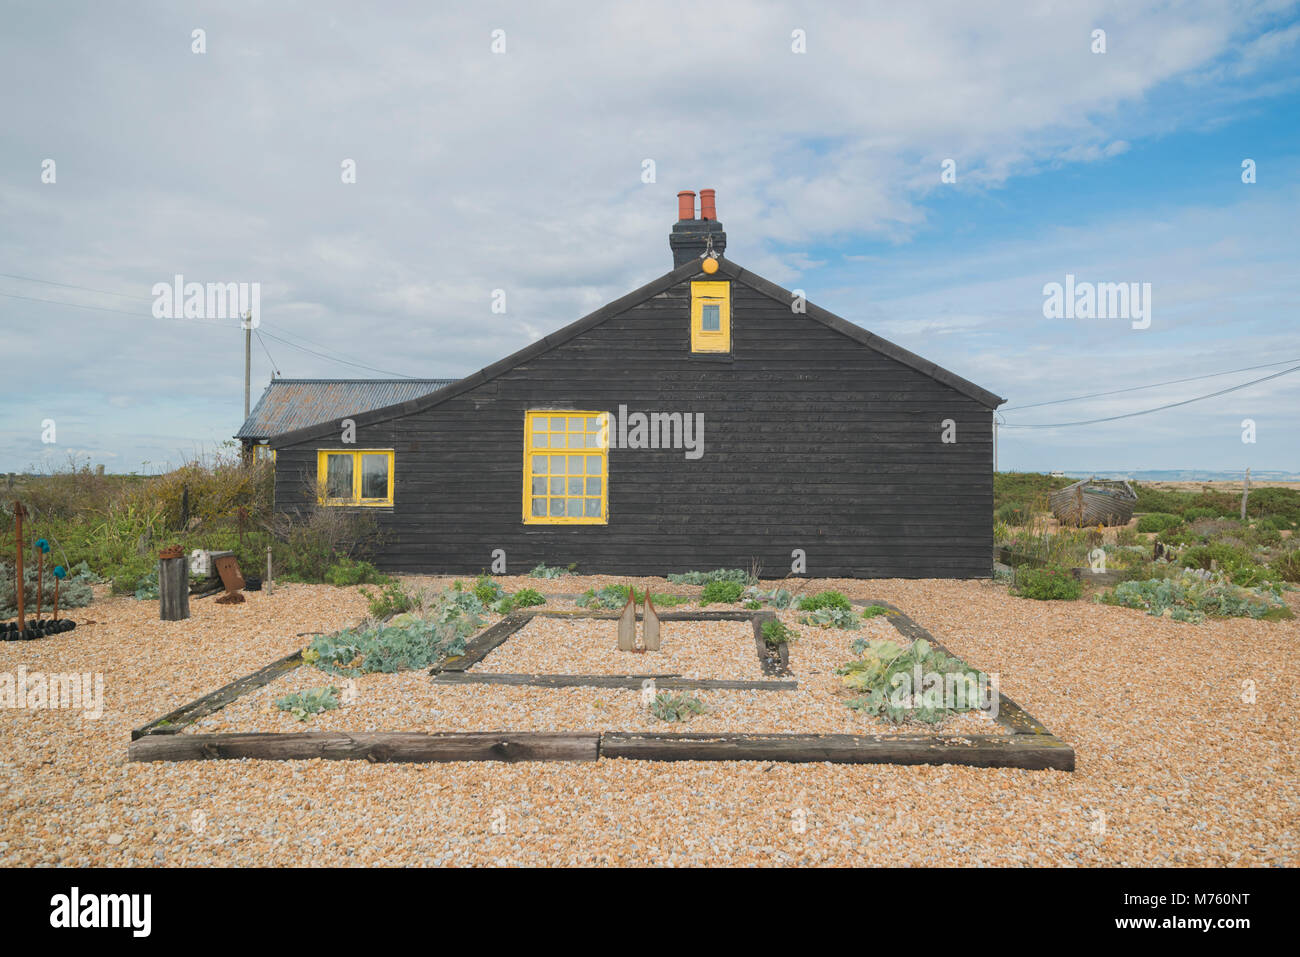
[[274, 685, 340, 721], [666, 568, 753, 586], [649, 691, 708, 723], [837, 637, 993, 726], [303, 587, 485, 675], [797, 592, 859, 629], [529, 562, 576, 579], [1099, 570, 1290, 623]]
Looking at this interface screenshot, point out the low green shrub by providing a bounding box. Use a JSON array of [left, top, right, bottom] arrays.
[[1136, 513, 1182, 533], [473, 574, 504, 605], [1179, 544, 1274, 588], [1012, 566, 1082, 600], [797, 590, 851, 613], [649, 692, 707, 722], [1270, 549, 1300, 583], [358, 580, 413, 619], [994, 502, 1030, 525], [760, 618, 795, 646], [576, 585, 631, 609], [324, 558, 390, 586], [512, 587, 546, 608], [275, 685, 340, 721], [861, 604, 889, 618], [1254, 524, 1282, 546], [700, 579, 745, 605], [1157, 524, 1197, 547], [1182, 507, 1220, 522]]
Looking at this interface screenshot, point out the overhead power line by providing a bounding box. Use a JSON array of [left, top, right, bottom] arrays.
[[999, 364, 1300, 428], [0, 280, 420, 378], [0, 272, 151, 301], [1003, 357, 1300, 411], [254, 330, 281, 377]]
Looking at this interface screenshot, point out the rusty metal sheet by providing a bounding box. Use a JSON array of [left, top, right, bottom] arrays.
[[235, 378, 456, 440]]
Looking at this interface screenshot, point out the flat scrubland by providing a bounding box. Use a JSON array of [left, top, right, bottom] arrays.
[[2, 574, 1295, 867]]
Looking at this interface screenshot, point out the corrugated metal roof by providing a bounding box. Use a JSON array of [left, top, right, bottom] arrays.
[[235, 378, 456, 440]]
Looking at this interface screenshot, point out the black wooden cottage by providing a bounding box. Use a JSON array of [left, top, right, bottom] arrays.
[[268, 190, 1005, 578]]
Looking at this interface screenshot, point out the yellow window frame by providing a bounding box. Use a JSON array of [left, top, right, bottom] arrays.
[[316, 449, 394, 507], [691, 280, 730, 353], [523, 411, 609, 524]]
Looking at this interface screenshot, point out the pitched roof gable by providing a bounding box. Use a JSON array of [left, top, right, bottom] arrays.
[[271, 257, 1003, 448]]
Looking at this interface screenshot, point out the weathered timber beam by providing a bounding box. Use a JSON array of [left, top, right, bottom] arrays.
[[129, 731, 600, 763]]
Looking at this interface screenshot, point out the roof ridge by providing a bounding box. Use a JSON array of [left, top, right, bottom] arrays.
[[268, 256, 1003, 447]]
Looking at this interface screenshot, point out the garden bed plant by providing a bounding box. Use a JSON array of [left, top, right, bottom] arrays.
[[1099, 570, 1291, 623], [836, 636, 990, 726], [303, 587, 487, 675]]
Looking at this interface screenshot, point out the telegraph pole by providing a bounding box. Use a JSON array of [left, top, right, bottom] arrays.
[[244, 316, 252, 420]]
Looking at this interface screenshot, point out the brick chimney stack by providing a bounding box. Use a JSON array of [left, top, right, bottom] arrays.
[[669, 188, 727, 268]]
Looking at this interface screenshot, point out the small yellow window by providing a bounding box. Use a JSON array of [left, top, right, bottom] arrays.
[[317, 449, 394, 506], [523, 411, 608, 524], [691, 280, 730, 353]]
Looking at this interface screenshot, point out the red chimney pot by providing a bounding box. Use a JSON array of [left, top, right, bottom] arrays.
[[677, 190, 697, 221], [699, 188, 717, 221]]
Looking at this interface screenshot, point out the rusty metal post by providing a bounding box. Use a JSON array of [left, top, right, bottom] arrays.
[[12, 502, 25, 632]]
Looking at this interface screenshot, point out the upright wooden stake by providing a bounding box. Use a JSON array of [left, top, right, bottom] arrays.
[[159, 552, 191, 621], [266, 545, 273, 596], [1241, 467, 1250, 521]]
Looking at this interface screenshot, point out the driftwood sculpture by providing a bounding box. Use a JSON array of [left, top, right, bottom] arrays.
[[642, 586, 661, 651], [616, 589, 636, 650]]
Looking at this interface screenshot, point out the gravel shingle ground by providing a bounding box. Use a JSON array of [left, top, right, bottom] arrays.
[[192, 606, 1002, 737], [1, 576, 1295, 866]]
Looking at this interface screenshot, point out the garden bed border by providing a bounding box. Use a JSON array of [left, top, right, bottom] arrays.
[[128, 598, 1074, 771]]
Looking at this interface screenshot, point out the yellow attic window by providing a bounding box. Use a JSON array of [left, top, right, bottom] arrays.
[[691, 280, 730, 353]]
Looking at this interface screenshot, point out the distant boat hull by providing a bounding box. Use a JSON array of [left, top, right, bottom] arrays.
[[1049, 478, 1137, 527]]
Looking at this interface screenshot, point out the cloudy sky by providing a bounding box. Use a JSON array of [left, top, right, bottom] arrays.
[[1, 1, 1297, 475]]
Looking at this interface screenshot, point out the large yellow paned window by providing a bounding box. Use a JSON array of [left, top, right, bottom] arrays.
[[691, 280, 730, 352], [524, 412, 608, 524], [316, 450, 394, 506]]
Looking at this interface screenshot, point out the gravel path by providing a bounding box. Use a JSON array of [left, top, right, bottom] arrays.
[[2, 576, 1295, 866]]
